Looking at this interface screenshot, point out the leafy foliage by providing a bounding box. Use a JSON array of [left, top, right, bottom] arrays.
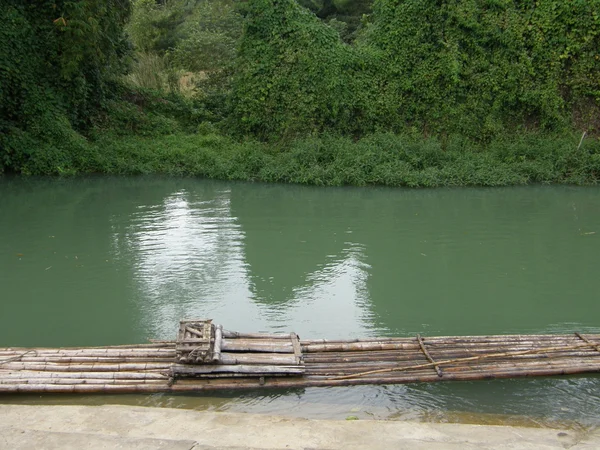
[[297, 0, 373, 42], [125, 0, 243, 119], [0, 0, 131, 173], [88, 131, 600, 186], [230, 0, 374, 140], [127, 0, 188, 54], [232, 0, 600, 141], [171, 0, 242, 72], [2, 0, 600, 186], [127, 0, 242, 73], [362, 0, 600, 138]]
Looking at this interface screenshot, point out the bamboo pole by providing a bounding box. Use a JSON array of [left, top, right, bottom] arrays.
[[303, 345, 600, 362], [307, 354, 600, 370], [305, 357, 600, 376], [169, 363, 600, 390], [0, 362, 172, 371], [291, 333, 303, 365], [212, 325, 223, 363], [300, 334, 600, 346], [414, 334, 600, 341], [0, 343, 174, 352], [303, 342, 417, 353], [423, 342, 585, 351], [312, 347, 598, 361], [1, 361, 599, 394], [0, 371, 168, 380], [304, 353, 426, 364], [2, 331, 600, 395], [304, 360, 600, 378], [441, 359, 600, 374], [0, 349, 175, 357], [185, 326, 206, 338], [0, 350, 37, 365], [3, 334, 595, 354], [302, 338, 589, 354], [301, 337, 414, 345], [0, 378, 168, 385], [0, 384, 172, 393], [328, 341, 600, 380], [15, 357, 174, 364]]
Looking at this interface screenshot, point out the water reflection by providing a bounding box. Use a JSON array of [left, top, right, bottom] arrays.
[[111, 181, 600, 341], [119, 184, 375, 339], [231, 184, 600, 337], [258, 242, 373, 337], [115, 186, 270, 339]]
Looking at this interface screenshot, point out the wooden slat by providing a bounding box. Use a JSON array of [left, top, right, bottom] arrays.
[[222, 330, 292, 339], [172, 364, 304, 376], [219, 353, 297, 365], [221, 341, 293, 353], [176, 338, 213, 344], [291, 333, 303, 365]]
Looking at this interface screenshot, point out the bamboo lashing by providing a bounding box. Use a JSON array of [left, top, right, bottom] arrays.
[[416, 334, 443, 377], [0, 349, 36, 365], [575, 332, 600, 353]]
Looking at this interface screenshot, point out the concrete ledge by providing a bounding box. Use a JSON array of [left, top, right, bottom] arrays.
[[0, 428, 197, 450], [0, 404, 598, 450]]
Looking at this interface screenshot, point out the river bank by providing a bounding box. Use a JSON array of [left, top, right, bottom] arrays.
[[7, 131, 600, 187], [1, 404, 599, 449]]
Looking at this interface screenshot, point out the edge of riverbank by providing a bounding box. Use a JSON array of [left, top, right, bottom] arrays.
[[1, 404, 599, 450], [6, 131, 600, 188]]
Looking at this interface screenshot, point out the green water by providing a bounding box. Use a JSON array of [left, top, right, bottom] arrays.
[[1, 177, 599, 427]]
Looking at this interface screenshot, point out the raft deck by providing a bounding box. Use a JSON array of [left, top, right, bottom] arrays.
[[1, 321, 600, 394]]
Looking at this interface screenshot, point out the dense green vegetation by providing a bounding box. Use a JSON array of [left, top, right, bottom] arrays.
[[0, 0, 131, 174], [1, 0, 599, 185], [233, 0, 600, 140], [76, 132, 600, 187]]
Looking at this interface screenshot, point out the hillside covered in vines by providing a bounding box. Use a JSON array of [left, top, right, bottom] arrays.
[[1, 0, 599, 185]]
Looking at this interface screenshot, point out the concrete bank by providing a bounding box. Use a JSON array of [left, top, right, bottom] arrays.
[[0, 404, 599, 450]]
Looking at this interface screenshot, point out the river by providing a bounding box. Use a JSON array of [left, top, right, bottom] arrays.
[[1, 176, 599, 428]]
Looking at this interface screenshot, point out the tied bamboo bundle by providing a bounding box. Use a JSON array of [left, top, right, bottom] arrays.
[[326, 340, 600, 380], [1, 329, 600, 394]]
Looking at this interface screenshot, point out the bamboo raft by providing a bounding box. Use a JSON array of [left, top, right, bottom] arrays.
[[1, 320, 600, 394]]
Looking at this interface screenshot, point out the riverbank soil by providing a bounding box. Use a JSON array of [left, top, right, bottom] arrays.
[[1, 405, 599, 449]]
